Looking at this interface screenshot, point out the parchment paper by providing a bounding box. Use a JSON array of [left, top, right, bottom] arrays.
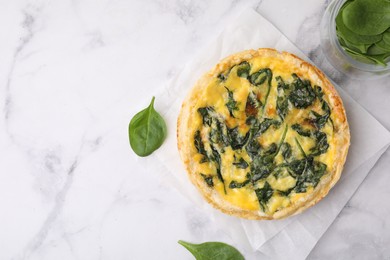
[[152, 9, 390, 259]]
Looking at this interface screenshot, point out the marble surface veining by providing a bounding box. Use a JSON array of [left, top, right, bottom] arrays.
[[0, 0, 389, 259]]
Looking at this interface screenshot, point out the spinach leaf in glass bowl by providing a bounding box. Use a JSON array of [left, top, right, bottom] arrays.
[[335, 0, 390, 67]]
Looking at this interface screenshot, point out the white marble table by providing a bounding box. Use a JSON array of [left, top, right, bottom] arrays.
[[1, 0, 389, 259]]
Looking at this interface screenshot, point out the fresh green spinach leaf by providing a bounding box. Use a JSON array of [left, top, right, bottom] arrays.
[[336, 2, 382, 44], [342, 0, 390, 36], [367, 44, 390, 55], [383, 31, 390, 45], [342, 36, 371, 53], [344, 47, 388, 66], [178, 240, 244, 260], [376, 38, 390, 52], [335, 0, 390, 66], [129, 97, 167, 157]]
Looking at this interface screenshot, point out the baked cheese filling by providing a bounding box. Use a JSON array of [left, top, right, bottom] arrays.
[[191, 56, 336, 214]]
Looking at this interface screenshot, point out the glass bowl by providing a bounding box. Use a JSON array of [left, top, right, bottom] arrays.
[[320, 0, 390, 80]]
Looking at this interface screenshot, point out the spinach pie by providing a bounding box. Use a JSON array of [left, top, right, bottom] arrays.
[[177, 49, 350, 220]]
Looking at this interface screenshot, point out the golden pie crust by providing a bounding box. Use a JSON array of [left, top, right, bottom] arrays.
[[177, 48, 350, 220]]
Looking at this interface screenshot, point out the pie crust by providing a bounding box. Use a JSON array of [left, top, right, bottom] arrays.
[[177, 48, 350, 220]]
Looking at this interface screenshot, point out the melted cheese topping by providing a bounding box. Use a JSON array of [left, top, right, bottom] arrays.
[[190, 56, 337, 214]]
